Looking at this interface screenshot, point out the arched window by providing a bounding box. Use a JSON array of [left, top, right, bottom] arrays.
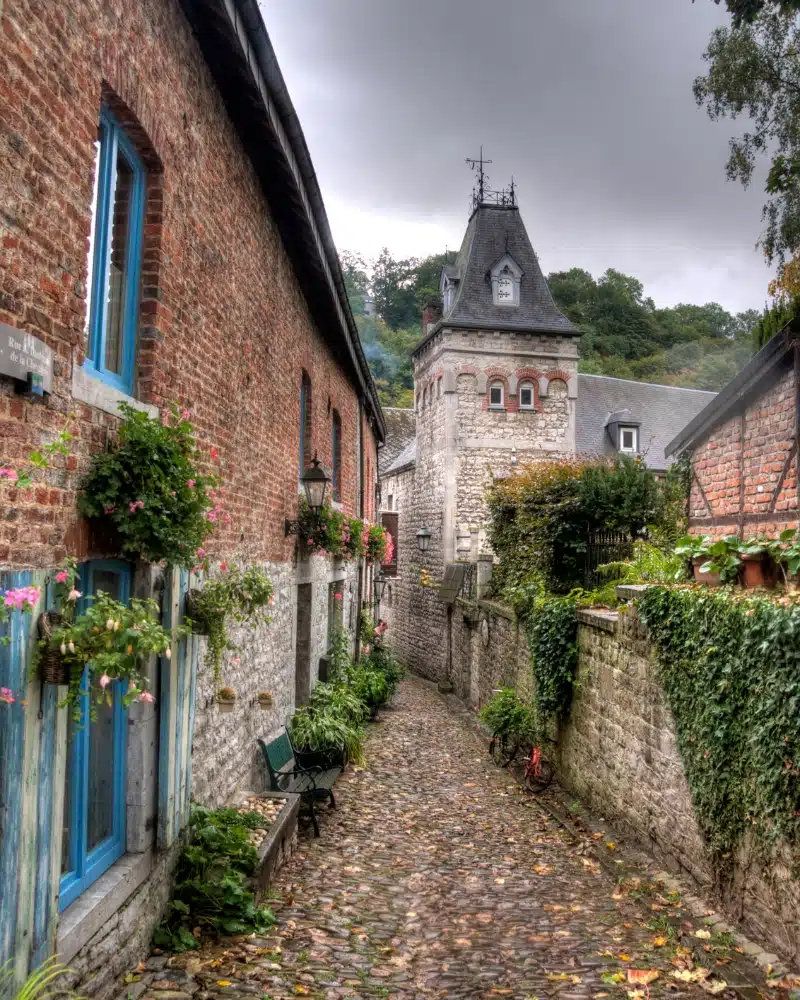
[[489, 381, 504, 408], [331, 409, 342, 502], [299, 371, 312, 479], [519, 380, 535, 410]]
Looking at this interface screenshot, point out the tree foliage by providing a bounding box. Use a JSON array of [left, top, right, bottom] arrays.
[[341, 251, 761, 406]]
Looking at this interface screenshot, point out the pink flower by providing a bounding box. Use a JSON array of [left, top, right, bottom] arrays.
[[129, 500, 144, 513], [3, 586, 41, 610], [181, 408, 191, 422], [104, 504, 116, 514], [138, 691, 155, 703], [363, 645, 370, 655], [219, 562, 229, 572], [0, 687, 15, 704], [67, 589, 82, 602], [268, 595, 275, 606], [196, 548, 206, 559], [210, 447, 218, 460], [231, 656, 241, 665], [187, 479, 196, 489], [334, 593, 342, 601], [55, 570, 68, 584], [98, 674, 111, 689], [205, 510, 217, 523], [0, 467, 18, 481]]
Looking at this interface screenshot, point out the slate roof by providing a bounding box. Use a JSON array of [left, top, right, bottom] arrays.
[[576, 374, 716, 471], [383, 439, 417, 476], [434, 205, 578, 337], [379, 408, 416, 475]]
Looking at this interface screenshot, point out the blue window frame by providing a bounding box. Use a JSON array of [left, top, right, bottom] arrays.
[[83, 108, 146, 395], [59, 560, 130, 911]]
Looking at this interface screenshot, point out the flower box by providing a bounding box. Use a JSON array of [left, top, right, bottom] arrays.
[[692, 558, 720, 586]]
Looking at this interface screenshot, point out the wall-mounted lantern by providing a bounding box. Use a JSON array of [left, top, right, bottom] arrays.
[[416, 527, 432, 553], [373, 574, 388, 604], [285, 455, 330, 535]]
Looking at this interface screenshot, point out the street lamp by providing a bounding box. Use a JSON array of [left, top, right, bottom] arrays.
[[416, 527, 431, 553], [285, 455, 330, 535], [373, 574, 388, 604]]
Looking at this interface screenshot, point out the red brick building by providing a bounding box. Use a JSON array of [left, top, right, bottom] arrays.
[[0, 0, 382, 990], [667, 324, 798, 538]]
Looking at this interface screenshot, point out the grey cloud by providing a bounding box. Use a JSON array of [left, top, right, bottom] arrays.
[[260, 0, 774, 311]]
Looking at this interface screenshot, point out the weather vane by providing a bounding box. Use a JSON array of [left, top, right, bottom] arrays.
[[466, 148, 516, 212]]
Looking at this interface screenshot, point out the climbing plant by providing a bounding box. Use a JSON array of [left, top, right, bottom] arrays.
[[525, 597, 578, 721], [637, 586, 800, 856]]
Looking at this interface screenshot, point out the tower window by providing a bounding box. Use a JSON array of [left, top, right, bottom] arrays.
[[489, 382, 504, 408], [519, 381, 535, 410]]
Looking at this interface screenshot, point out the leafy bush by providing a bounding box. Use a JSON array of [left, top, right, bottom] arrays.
[[479, 688, 536, 743], [0, 957, 78, 1000], [351, 665, 390, 710], [290, 706, 365, 765], [79, 404, 218, 567], [487, 455, 683, 597], [154, 806, 275, 951], [638, 587, 800, 856], [309, 681, 369, 725]]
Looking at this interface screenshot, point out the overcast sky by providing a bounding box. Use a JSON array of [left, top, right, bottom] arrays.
[[259, 0, 774, 315]]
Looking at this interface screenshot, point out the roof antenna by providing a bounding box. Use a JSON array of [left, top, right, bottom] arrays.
[[466, 146, 492, 211]]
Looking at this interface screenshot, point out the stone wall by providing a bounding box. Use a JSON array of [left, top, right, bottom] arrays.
[[451, 590, 800, 963]]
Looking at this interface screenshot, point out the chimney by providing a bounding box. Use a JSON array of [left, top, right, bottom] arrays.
[[421, 301, 442, 339]]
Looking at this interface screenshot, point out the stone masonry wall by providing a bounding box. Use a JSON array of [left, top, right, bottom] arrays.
[[452, 593, 800, 963], [690, 365, 798, 538]]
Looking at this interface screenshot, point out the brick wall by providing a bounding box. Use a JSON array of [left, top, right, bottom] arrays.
[[452, 593, 800, 963], [0, 0, 375, 570], [689, 365, 798, 537]]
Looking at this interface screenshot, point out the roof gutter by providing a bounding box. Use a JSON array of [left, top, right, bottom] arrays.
[[178, 0, 385, 441]]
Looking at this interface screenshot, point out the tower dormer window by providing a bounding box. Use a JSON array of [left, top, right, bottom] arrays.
[[489, 254, 523, 307], [619, 426, 638, 453]]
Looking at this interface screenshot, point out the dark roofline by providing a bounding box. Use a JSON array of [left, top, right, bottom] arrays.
[[412, 317, 582, 358], [176, 0, 384, 442], [665, 324, 796, 458]]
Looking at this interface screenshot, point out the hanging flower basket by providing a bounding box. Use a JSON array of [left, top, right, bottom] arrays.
[[256, 691, 273, 710], [37, 612, 72, 685]]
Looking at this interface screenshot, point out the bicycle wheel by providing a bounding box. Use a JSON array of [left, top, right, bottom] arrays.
[[524, 757, 555, 793], [490, 734, 520, 767]]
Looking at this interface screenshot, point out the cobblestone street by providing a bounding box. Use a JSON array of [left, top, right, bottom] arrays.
[[139, 677, 712, 1000]]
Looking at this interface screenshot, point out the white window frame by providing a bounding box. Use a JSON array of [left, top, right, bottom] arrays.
[[519, 381, 535, 410], [489, 382, 504, 408], [619, 426, 638, 453]]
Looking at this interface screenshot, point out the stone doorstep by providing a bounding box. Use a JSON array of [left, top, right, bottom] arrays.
[[230, 789, 301, 891], [440, 686, 799, 998]]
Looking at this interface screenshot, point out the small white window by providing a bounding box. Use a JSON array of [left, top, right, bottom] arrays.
[[619, 426, 638, 453], [519, 381, 534, 410], [387, 494, 394, 511], [489, 382, 504, 408]]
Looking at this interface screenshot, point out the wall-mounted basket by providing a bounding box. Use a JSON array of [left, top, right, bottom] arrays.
[[37, 612, 71, 685]]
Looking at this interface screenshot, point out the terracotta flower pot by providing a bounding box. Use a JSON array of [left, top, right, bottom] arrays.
[[257, 694, 273, 710], [692, 558, 720, 586], [741, 553, 777, 589]]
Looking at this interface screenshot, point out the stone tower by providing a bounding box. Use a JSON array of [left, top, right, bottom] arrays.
[[413, 198, 579, 564], [380, 194, 580, 682]]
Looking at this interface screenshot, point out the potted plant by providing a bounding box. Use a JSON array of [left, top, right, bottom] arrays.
[[37, 589, 181, 718], [217, 687, 237, 712], [185, 565, 273, 683], [363, 522, 390, 563], [738, 538, 778, 589], [36, 558, 80, 685], [675, 534, 715, 583], [256, 691, 273, 710], [78, 404, 220, 567]]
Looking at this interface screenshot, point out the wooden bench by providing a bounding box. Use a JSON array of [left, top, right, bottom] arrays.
[[258, 731, 341, 837]]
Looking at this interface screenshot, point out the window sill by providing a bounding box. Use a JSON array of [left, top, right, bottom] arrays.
[[488, 406, 506, 412], [72, 365, 158, 421], [57, 849, 152, 965]]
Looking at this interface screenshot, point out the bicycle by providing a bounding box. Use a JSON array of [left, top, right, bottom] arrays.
[[522, 741, 555, 794]]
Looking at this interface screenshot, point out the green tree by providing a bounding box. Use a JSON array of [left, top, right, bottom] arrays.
[[705, 0, 800, 26], [694, 7, 800, 264]]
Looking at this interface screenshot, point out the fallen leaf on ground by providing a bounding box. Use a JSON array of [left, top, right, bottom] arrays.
[[215, 981, 232, 988], [694, 929, 712, 939], [628, 970, 660, 985]]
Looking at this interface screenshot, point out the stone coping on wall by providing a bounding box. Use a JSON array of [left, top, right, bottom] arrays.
[[576, 607, 619, 632]]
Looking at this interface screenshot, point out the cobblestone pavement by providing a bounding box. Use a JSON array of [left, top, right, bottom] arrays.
[[140, 676, 716, 1000]]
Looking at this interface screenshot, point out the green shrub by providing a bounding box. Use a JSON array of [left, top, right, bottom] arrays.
[[309, 681, 369, 724], [153, 806, 275, 951], [526, 596, 578, 721], [479, 688, 536, 743], [290, 706, 365, 765]]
